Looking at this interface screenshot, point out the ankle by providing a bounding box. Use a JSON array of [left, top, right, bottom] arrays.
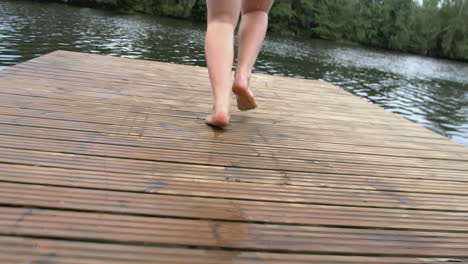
[[233, 74, 250, 92], [235, 69, 251, 81], [213, 104, 230, 114]]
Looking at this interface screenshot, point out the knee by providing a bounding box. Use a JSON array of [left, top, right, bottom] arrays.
[[241, 9, 269, 19], [208, 12, 239, 26]]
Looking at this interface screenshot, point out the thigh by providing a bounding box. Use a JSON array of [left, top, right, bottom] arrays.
[[206, 0, 241, 24], [241, 0, 275, 14]]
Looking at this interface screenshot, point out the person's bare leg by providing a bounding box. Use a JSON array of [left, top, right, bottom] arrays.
[[233, 0, 274, 111], [204, 0, 241, 127]]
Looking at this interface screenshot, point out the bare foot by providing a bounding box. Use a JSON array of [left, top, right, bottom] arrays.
[[232, 75, 257, 111], [205, 109, 230, 128]]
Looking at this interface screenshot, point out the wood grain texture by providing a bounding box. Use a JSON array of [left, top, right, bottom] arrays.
[[0, 50, 467, 263]]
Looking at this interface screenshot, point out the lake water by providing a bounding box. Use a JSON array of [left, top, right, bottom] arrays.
[[1, 0, 467, 146]]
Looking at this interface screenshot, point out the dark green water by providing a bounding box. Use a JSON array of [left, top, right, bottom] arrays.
[[1, 0, 467, 146]]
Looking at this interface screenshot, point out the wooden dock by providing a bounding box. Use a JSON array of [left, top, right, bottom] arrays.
[[0, 50, 467, 263]]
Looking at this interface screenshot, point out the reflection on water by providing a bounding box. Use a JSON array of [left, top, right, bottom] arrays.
[[1, 0, 467, 146]]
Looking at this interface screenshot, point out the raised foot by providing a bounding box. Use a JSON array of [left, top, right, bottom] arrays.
[[233, 77, 257, 111], [205, 111, 230, 128]]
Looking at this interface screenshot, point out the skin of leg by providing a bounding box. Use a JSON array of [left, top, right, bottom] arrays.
[[233, 0, 275, 111], [204, 0, 241, 127]]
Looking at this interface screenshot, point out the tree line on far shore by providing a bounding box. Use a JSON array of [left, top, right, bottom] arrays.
[[48, 0, 468, 61]]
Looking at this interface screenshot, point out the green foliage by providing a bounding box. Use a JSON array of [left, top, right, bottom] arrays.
[[94, 0, 120, 9], [436, 0, 468, 59], [269, 0, 297, 36], [190, 0, 207, 22], [48, 0, 468, 60], [149, 0, 198, 18]]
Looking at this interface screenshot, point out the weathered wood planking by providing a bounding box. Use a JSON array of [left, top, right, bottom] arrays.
[[0, 50, 467, 263]]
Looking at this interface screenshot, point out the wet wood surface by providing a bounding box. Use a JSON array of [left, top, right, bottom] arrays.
[[0, 50, 467, 263]]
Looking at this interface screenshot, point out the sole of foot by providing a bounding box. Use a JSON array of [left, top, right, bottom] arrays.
[[233, 78, 257, 111]]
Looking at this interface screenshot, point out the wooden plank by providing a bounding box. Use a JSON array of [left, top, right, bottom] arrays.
[[1, 110, 462, 160], [1, 156, 468, 211], [1, 181, 468, 232], [0, 95, 447, 142], [2, 207, 468, 257], [0, 132, 466, 183], [3, 236, 464, 264], [1, 131, 468, 191], [0, 121, 466, 172], [1, 152, 464, 196], [1, 124, 467, 191], [1, 112, 466, 159]]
